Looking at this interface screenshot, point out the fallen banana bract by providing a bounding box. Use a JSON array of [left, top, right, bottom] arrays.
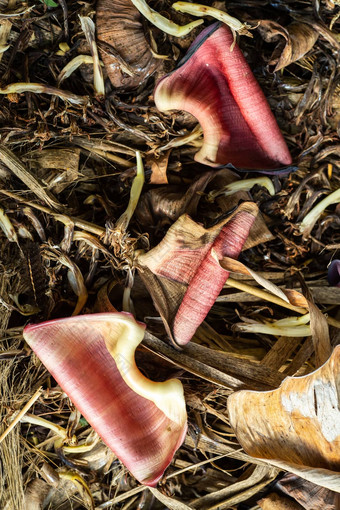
[[23, 312, 187, 486]]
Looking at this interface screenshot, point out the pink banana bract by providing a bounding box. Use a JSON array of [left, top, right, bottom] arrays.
[[23, 313, 187, 486], [154, 23, 292, 169]]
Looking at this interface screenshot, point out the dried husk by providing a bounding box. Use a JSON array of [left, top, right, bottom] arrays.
[[138, 202, 257, 345]]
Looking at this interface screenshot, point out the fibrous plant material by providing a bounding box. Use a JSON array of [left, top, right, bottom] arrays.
[[154, 23, 292, 168], [23, 313, 187, 486], [138, 202, 257, 346], [228, 346, 340, 491]]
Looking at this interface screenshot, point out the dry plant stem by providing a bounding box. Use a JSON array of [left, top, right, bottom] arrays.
[[130, 0, 203, 36], [225, 278, 307, 314], [0, 82, 88, 105], [79, 16, 105, 97], [172, 2, 253, 37], [0, 189, 105, 236], [0, 387, 42, 445]]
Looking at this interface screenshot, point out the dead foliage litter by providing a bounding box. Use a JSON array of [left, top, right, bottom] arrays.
[[0, 0, 339, 509]]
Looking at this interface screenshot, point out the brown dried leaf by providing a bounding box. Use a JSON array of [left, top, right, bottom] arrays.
[[228, 346, 340, 492], [136, 171, 215, 226], [308, 301, 331, 368], [96, 0, 161, 90], [147, 150, 171, 185], [257, 21, 319, 71]]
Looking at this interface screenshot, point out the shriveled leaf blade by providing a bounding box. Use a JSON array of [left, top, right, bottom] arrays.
[[257, 20, 319, 71]]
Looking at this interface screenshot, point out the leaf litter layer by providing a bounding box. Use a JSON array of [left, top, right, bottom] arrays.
[[0, 0, 339, 508]]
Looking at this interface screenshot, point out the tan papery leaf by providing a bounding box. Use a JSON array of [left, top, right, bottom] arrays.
[[228, 346, 340, 492], [257, 20, 319, 71], [220, 257, 290, 303]]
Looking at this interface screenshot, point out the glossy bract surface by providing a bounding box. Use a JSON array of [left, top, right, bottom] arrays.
[[155, 23, 292, 169]]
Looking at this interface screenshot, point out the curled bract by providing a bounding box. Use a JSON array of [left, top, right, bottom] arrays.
[[138, 202, 257, 346], [23, 313, 187, 486], [154, 23, 292, 169]]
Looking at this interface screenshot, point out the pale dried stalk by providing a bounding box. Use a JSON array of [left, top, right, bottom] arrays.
[[209, 177, 275, 200], [299, 187, 340, 237], [225, 278, 308, 314], [116, 151, 145, 231], [130, 0, 203, 36], [0, 20, 11, 62], [0, 387, 42, 445], [79, 16, 105, 96], [0, 82, 88, 105], [172, 2, 253, 37], [57, 55, 102, 86]]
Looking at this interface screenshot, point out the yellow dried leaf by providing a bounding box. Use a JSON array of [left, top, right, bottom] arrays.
[[228, 347, 340, 492]]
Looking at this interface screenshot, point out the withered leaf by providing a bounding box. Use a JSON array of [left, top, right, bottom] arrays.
[[96, 0, 161, 90], [257, 20, 319, 71], [228, 346, 340, 492], [258, 492, 305, 509]]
